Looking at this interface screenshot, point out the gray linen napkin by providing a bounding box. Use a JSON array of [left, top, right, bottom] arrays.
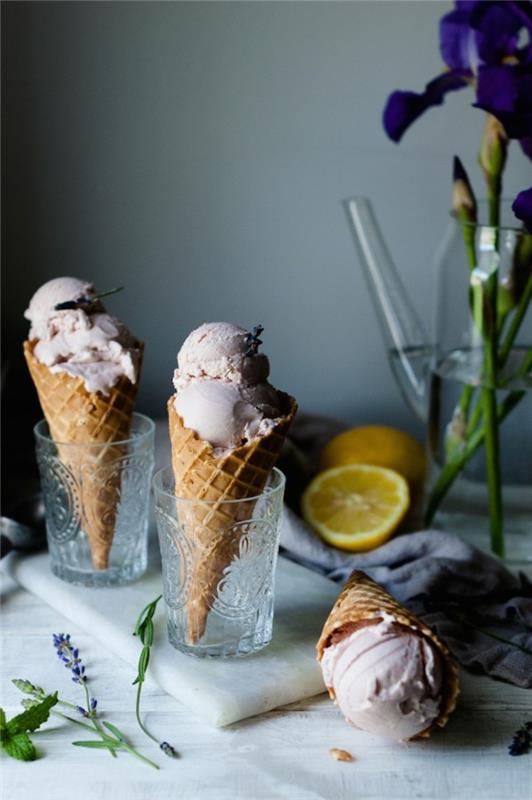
[[279, 507, 532, 688]]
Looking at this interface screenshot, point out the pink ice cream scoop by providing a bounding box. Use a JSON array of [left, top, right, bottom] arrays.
[[320, 616, 443, 741], [173, 322, 282, 452], [24, 277, 141, 395]]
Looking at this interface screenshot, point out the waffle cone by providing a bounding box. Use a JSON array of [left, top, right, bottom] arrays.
[[168, 392, 297, 644], [24, 339, 143, 570], [317, 570, 459, 739]]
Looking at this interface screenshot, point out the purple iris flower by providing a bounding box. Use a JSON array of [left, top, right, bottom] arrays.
[[475, 63, 532, 148], [512, 187, 532, 231], [440, 1, 524, 71], [383, 1, 532, 144], [383, 71, 469, 143]]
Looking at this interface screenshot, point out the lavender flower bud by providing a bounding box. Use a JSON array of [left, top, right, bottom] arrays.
[[160, 741, 177, 758]]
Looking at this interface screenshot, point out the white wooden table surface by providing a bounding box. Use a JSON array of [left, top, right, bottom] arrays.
[[2, 565, 531, 800]]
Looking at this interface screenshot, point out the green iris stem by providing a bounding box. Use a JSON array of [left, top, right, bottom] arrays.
[[424, 388, 525, 525], [488, 192, 500, 229], [481, 381, 504, 556], [443, 218, 477, 459], [498, 274, 532, 367], [481, 190, 504, 556]]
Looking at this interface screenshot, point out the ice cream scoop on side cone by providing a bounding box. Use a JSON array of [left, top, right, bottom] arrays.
[[24, 338, 143, 570], [168, 390, 297, 644], [317, 570, 459, 740]]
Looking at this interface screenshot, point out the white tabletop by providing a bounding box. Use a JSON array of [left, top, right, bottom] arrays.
[[2, 567, 531, 800]]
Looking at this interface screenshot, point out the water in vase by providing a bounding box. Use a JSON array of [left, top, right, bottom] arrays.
[[427, 346, 532, 562]]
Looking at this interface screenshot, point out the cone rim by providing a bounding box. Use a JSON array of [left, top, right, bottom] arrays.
[[34, 411, 155, 448], [153, 463, 286, 505], [167, 391, 297, 456]]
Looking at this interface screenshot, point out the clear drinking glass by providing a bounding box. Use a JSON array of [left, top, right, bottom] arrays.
[[34, 412, 155, 586], [153, 466, 286, 658]]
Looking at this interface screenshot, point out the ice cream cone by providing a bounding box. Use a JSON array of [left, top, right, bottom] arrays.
[[317, 570, 459, 738], [24, 339, 143, 569], [168, 391, 297, 644]]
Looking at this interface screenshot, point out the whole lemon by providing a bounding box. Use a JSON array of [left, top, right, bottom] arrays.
[[319, 425, 426, 496]]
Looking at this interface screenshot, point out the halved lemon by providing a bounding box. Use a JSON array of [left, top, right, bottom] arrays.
[[302, 464, 410, 552]]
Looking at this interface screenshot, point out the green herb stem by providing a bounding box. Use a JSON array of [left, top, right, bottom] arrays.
[[132, 595, 175, 757], [54, 710, 157, 767], [82, 681, 116, 758], [135, 681, 158, 746]]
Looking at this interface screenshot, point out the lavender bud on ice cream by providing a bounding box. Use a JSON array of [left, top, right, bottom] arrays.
[[24, 276, 141, 395], [320, 614, 443, 741], [173, 322, 282, 453]]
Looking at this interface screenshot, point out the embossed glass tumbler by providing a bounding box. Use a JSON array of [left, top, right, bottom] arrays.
[[34, 413, 155, 587], [153, 466, 286, 658]]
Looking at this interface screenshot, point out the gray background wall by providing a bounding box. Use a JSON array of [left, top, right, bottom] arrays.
[[3, 0, 528, 436]]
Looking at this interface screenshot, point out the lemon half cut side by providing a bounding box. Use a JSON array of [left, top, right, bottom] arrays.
[[302, 464, 410, 552]]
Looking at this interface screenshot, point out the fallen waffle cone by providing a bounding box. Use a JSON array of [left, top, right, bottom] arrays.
[[24, 339, 143, 570], [317, 570, 459, 739], [168, 392, 297, 644]]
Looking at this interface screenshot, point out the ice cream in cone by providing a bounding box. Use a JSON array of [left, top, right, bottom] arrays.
[[168, 322, 296, 643], [317, 570, 459, 741], [24, 277, 143, 569]]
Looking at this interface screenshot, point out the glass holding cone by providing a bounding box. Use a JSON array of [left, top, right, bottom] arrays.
[[153, 466, 286, 658], [34, 414, 154, 586]]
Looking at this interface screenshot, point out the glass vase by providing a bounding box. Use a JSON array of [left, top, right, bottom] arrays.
[[426, 203, 531, 561], [345, 196, 531, 562]]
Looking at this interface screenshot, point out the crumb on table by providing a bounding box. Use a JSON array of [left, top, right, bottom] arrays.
[[328, 747, 353, 762]]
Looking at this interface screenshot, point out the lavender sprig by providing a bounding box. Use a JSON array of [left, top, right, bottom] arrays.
[[51, 633, 110, 751], [54, 286, 124, 311], [244, 324, 264, 357], [13, 668, 159, 769], [132, 596, 177, 758]]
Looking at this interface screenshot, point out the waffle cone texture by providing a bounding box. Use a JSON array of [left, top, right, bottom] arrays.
[[168, 392, 297, 644], [24, 339, 143, 570], [317, 570, 459, 739]]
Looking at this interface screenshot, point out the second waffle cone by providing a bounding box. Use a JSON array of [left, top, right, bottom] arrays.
[[317, 570, 459, 739], [168, 392, 297, 644]]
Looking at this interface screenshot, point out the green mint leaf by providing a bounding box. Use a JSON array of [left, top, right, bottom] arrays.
[[7, 692, 58, 735], [0, 708, 6, 731], [2, 731, 36, 761]]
